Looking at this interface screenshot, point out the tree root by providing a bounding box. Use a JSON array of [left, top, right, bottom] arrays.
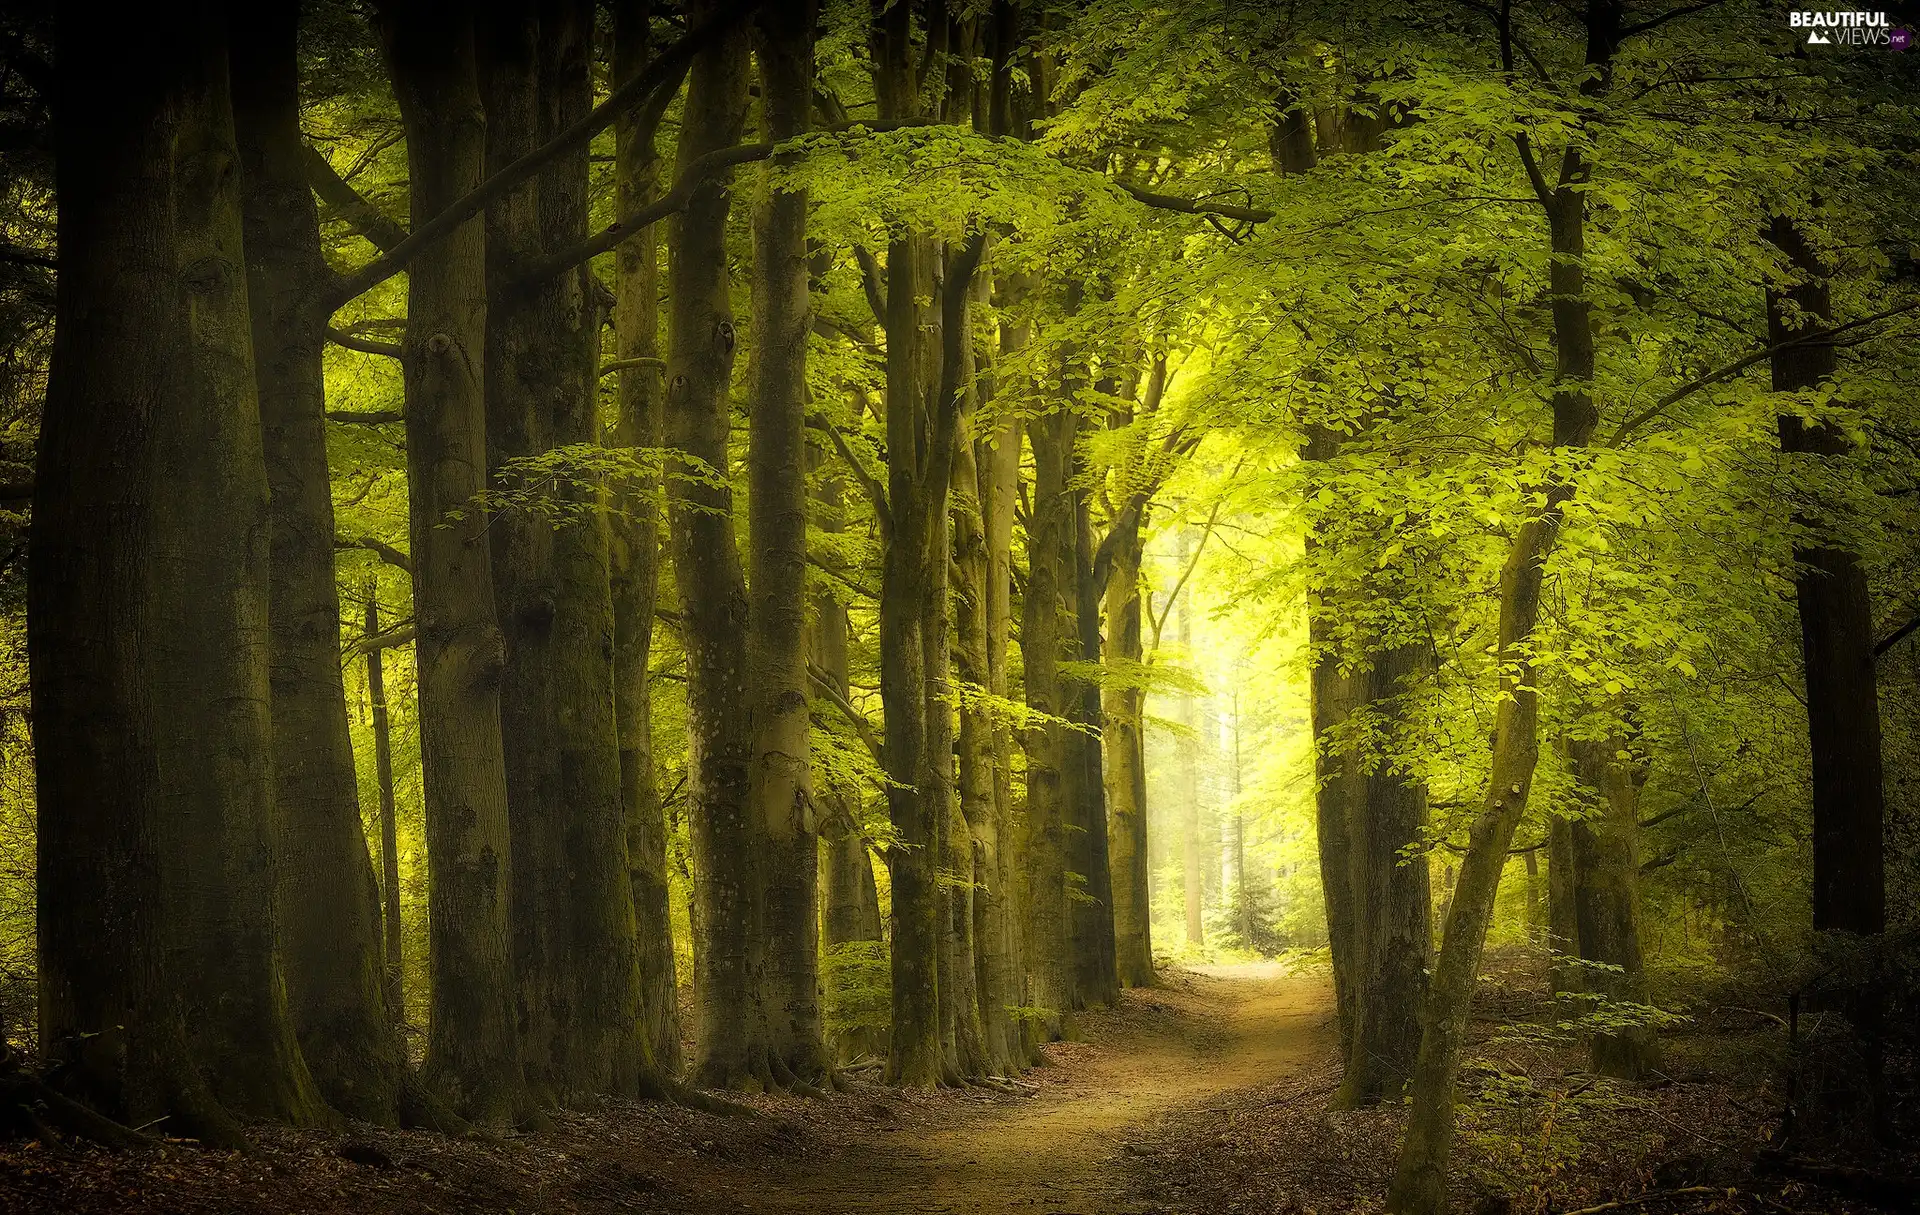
[[1, 1073, 162, 1150], [396, 1074, 478, 1139], [662, 1078, 761, 1118]]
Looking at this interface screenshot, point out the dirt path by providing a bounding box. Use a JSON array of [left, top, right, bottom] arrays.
[[742, 964, 1331, 1215]]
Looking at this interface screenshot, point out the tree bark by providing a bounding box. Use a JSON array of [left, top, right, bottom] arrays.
[[1341, 643, 1433, 1105], [872, 0, 948, 1086], [1766, 216, 1886, 937], [1023, 404, 1079, 1033], [610, 0, 683, 1078], [982, 293, 1030, 1066], [31, 2, 287, 1147], [230, 1, 402, 1124], [381, 0, 529, 1129], [1103, 514, 1154, 986], [1072, 466, 1120, 1006], [750, 0, 829, 1087], [1568, 735, 1659, 1080], [663, 0, 762, 1090]]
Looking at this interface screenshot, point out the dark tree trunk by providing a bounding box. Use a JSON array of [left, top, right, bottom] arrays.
[[871, 0, 949, 1086], [1341, 644, 1433, 1106], [1022, 403, 1079, 1034], [609, 0, 683, 1078], [750, 0, 829, 1087], [380, 0, 529, 1129], [31, 3, 289, 1147], [1767, 217, 1886, 937], [1072, 469, 1120, 1007], [1568, 736, 1659, 1080], [230, 1, 403, 1124], [664, 0, 762, 1090]]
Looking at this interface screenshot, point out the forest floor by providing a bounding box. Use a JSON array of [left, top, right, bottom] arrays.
[[1, 957, 1912, 1214]]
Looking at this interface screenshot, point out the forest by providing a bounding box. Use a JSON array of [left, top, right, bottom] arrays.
[[0, 0, 1915, 1212]]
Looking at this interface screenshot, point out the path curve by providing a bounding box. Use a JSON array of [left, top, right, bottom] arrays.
[[748, 963, 1330, 1214]]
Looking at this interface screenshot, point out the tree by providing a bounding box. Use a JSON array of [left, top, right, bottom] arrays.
[[230, 0, 404, 1124], [379, 0, 529, 1129], [32, 0, 317, 1143], [609, 0, 684, 1081], [749, 0, 830, 1088], [662, 0, 762, 1090]]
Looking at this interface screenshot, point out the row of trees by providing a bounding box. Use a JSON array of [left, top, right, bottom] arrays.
[[9, 1, 1918, 1212], [28, 0, 1194, 1145]]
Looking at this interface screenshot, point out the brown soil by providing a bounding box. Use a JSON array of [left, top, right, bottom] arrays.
[[0, 964, 1331, 1214]]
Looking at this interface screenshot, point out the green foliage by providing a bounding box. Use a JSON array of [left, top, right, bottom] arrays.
[[822, 940, 892, 1047]]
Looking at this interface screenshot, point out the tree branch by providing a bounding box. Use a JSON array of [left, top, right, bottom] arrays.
[[328, 409, 405, 426], [852, 244, 888, 327], [806, 412, 892, 541], [1606, 298, 1920, 447], [303, 144, 409, 252], [345, 622, 417, 661], [1620, 1, 1728, 40], [329, 0, 760, 308], [327, 327, 405, 359], [1875, 614, 1920, 659], [601, 356, 667, 378], [1115, 181, 1274, 224], [337, 535, 412, 573], [808, 663, 884, 766]]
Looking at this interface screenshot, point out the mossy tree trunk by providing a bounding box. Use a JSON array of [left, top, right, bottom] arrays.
[[749, 0, 830, 1088], [380, 0, 529, 1129], [663, 0, 763, 1090], [31, 3, 290, 1147], [230, 0, 402, 1124], [609, 0, 683, 1078], [1767, 217, 1885, 937], [1568, 735, 1659, 1080], [1341, 643, 1433, 1105]]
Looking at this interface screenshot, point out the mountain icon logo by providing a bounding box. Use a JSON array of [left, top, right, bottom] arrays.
[[1807, 30, 1831, 43]]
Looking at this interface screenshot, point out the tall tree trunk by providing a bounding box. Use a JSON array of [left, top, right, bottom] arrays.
[[1767, 217, 1886, 937], [872, 0, 948, 1086], [31, 2, 284, 1147], [542, 0, 647, 1099], [381, 0, 529, 1129], [664, 0, 761, 1090], [1073, 472, 1120, 1006], [750, 0, 829, 1087], [478, 0, 564, 1104], [1022, 404, 1079, 1036], [1387, 20, 1610, 1195], [230, 1, 402, 1124], [981, 315, 1029, 1067], [610, 0, 682, 1078], [1103, 516, 1154, 986], [1568, 735, 1658, 1079], [366, 592, 407, 1025], [1341, 644, 1433, 1106]]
